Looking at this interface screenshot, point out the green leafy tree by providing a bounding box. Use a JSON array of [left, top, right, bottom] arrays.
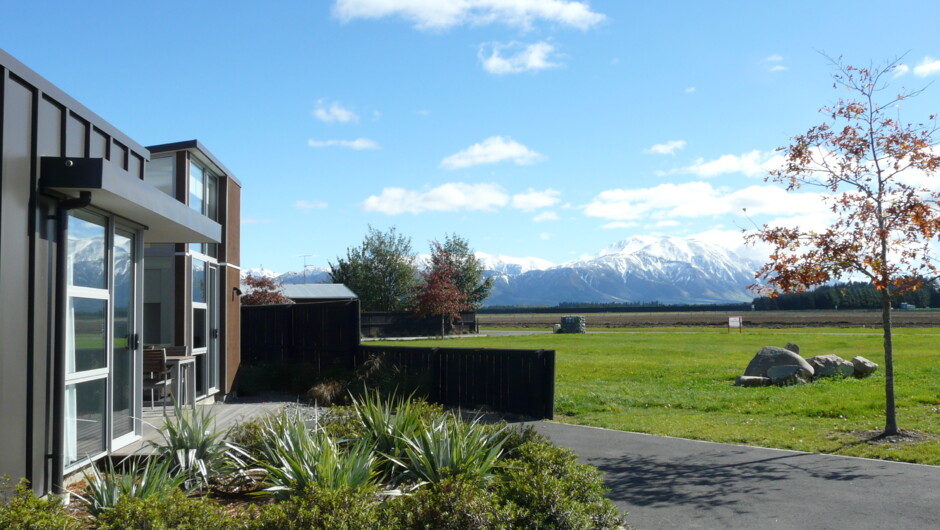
[[439, 234, 493, 310], [414, 243, 471, 338], [747, 56, 940, 436], [330, 226, 418, 311]]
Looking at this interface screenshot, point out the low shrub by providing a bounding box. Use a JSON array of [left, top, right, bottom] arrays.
[[94, 489, 229, 530], [497, 438, 624, 529], [0, 476, 78, 530], [246, 485, 384, 530], [385, 476, 512, 530]]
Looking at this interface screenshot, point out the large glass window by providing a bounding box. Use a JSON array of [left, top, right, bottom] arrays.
[[144, 155, 175, 197], [65, 212, 111, 470], [69, 215, 106, 289], [112, 231, 135, 441], [64, 379, 107, 468], [189, 160, 204, 214], [68, 298, 108, 373]]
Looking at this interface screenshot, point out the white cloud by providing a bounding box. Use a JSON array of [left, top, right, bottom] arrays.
[[479, 41, 562, 74], [313, 100, 359, 123], [645, 140, 686, 155], [761, 54, 787, 72], [914, 56, 940, 77], [600, 221, 638, 229], [511, 188, 561, 211], [295, 200, 328, 210], [687, 228, 766, 261], [533, 211, 559, 222], [540, 232, 552, 240], [332, 0, 606, 31], [684, 86, 696, 94], [440, 136, 544, 169], [664, 149, 785, 178], [308, 138, 380, 150], [582, 181, 826, 222], [653, 220, 680, 228], [894, 63, 910, 78], [361, 182, 509, 214], [241, 217, 272, 225]]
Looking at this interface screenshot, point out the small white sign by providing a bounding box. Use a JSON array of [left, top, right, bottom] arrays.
[[728, 316, 743, 332]]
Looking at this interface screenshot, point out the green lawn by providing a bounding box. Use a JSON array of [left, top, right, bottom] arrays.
[[378, 328, 940, 464]]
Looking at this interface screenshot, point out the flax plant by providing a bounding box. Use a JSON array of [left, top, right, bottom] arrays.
[[148, 404, 236, 488], [254, 410, 376, 499], [351, 390, 427, 480], [80, 457, 186, 516], [389, 415, 507, 488]]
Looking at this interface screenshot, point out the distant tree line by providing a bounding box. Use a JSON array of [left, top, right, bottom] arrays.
[[752, 281, 940, 311]]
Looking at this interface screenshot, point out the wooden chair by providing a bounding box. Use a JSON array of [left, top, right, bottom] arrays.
[[143, 348, 173, 412]]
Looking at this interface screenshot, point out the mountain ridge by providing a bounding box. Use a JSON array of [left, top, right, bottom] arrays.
[[243, 235, 760, 306]]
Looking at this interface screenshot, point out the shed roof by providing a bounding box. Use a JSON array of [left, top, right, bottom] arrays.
[[281, 283, 358, 300]]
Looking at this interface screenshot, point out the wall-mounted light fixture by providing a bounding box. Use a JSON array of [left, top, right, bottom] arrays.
[[232, 286, 243, 301]]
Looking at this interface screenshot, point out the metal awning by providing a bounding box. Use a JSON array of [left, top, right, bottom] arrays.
[[39, 157, 221, 243]]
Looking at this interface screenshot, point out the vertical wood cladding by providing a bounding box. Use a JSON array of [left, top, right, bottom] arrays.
[[1, 72, 34, 488]]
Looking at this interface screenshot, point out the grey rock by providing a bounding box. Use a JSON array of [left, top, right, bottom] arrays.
[[767, 365, 811, 386], [735, 375, 771, 387], [807, 354, 855, 379], [785, 342, 801, 354], [852, 356, 878, 378], [744, 346, 815, 378]]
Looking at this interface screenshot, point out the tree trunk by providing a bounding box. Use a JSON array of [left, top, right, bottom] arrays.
[[882, 290, 899, 435], [440, 313, 445, 339]]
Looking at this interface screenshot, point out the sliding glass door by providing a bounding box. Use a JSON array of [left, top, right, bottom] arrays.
[[64, 211, 141, 470]]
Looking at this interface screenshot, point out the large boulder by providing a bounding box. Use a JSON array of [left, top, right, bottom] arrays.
[[852, 356, 878, 378], [807, 354, 855, 379], [767, 365, 811, 386], [735, 375, 771, 387], [744, 346, 815, 378]]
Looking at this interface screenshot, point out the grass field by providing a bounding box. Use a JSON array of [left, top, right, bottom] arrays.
[[379, 327, 940, 465]]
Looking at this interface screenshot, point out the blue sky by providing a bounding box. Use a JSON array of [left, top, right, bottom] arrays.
[[3, 1, 940, 273]]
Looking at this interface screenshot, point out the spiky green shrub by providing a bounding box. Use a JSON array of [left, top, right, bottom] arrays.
[[385, 476, 512, 530], [0, 476, 78, 530], [389, 415, 507, 488], [149, 404, 236, 488], [246, 485, 385, 530], [94, 488, 229, 530], [351, 390, 434, 480], [81, 457, 186, 516], [497, 439, 624, 529], [254, 411, 376, 499]]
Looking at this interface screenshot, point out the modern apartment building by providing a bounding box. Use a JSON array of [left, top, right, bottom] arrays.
[[0, 48, 242, 495]]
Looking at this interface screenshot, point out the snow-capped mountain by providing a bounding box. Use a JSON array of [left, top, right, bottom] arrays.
[[240, 267, 331, 284], [484, 236, 760, 306], [475, 252, 554, 277], [243, 235, 760, 306]]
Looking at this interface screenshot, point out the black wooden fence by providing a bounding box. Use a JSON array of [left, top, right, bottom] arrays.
[[360, 311, 479, 338], [355, 344, 555, 419], [241, 301, 360, 369], [240, 302, 555, 419]]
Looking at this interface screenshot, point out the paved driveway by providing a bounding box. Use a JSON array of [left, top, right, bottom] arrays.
[[532, 422, 939, 529]]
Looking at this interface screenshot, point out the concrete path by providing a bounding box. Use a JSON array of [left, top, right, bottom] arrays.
[[532, 422, 940, 529]]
